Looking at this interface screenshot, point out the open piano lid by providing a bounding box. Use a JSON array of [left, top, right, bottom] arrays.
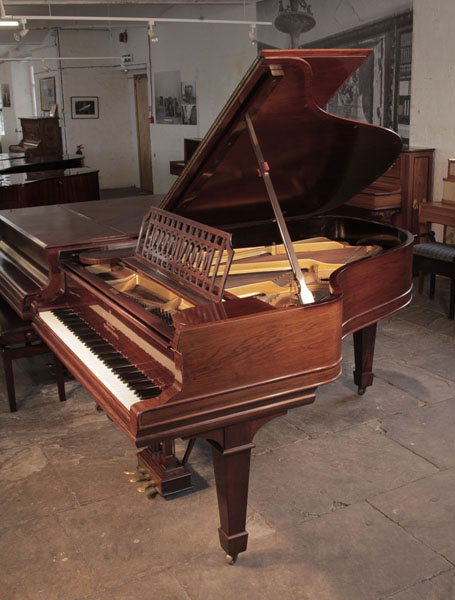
[[161, 49, 402, 229]]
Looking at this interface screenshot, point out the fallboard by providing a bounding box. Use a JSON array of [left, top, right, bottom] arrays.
[[134, 207, 233, 303]]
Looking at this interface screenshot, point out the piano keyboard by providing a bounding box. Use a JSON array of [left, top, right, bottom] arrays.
[[39, 308, 162, 410]]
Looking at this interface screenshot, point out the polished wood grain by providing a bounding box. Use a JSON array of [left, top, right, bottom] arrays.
[[0, 168, 99, 210], [0, 50, 414, 563]]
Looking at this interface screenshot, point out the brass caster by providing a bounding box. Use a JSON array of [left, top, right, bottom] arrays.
[[225, 554, 238, 565], [357, 386, 366, 396]]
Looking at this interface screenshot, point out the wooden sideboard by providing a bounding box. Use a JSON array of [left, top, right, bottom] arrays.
[[0, 168, 99, 210]]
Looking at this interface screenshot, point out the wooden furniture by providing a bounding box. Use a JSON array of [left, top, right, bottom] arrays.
[[0, 296, 66, 411], [0, 167, 99, 210], [414, 201, 455, 319], [9, 117, 63, 156], [0, 153, 84, 175], [442, 158, 455, 206], [170, 137, 201, 176], [343, 147, 434, 233], [0, 50, 413, 563]]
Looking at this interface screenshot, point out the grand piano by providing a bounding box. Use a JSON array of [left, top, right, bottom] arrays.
[[0, 49, 413, 563]]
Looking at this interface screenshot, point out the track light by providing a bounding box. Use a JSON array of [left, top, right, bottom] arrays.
[[0, 19, 19, 27], [13, 19, 28, 41], [249, 24, 257, 45], [148, 20, 158, 43]]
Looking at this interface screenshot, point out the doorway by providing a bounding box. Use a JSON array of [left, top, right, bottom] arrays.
[[134, 74, 154, 192]]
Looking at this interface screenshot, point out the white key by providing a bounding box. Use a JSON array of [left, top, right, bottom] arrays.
[[39, 310, 142, 410]]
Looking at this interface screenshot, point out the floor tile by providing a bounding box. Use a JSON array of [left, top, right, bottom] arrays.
[[285, 375, 420, 437], [381, 399, 455, 468], [56, 486, 222, 590], [370, 468, 455, 562], [384, 569, 455, 600], [174, 502, 450, 600], [249, 423, 437, 528], [0, 444, 77, 526], [0, 515, 97, 600]]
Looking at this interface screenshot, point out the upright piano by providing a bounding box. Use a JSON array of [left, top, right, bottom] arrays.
[[9, 117, 63, 156], [0, 49, 413, 563]]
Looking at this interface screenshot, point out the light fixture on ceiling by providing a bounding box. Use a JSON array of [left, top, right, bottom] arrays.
[[249, 24, 257, 45], [13, 19, 28, 41], [0, 0, 19, 27], [274, 0, 316, 48], [148, 20, 158, 43], [0, 19, 19, 27]]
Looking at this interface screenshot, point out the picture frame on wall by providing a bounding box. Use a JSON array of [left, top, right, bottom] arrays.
[[71, 96, 99, 119], [39, 77, 56, 112]]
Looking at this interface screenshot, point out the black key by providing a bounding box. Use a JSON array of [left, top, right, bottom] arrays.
[[51, 308, 162, 397], [123, 373, 150, 382], [105, 358, 130, 368], [136, 388, 162, 399]]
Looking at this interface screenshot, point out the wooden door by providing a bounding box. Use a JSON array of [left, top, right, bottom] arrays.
[[134, 74, 154, 192]]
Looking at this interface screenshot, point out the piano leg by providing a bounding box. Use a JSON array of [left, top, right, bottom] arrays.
[[206, 414, 285, 563], [353, 323, 377, 395], [137, 440, 193, 497]]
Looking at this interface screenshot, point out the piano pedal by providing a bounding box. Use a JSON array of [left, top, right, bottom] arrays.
[[136, 479, 157, 493], [123, 468, 146, 476], [128, 473, 152, 483]]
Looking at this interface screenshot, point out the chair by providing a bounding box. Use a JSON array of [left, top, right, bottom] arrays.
[[0, 297, 66, 411], [413, 232, 455, 319]]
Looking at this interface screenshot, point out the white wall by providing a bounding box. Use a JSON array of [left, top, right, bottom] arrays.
[[411, 0, 455, 241], [0, 61, 35, 149], [147, 4, 256, 193], [15, 4, 256, 193], [57, 29, 140, 188]]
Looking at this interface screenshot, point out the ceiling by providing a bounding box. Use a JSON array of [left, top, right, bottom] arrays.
[[3, 0, 256, 7], [0, 1, 262, 52]]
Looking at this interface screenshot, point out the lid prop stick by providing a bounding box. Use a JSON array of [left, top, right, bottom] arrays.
[[244, 112, 314, 305]]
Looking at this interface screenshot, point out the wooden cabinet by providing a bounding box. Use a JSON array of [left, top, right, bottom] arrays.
[[382, 147, 434, 233], [338, 148, 434, 234]]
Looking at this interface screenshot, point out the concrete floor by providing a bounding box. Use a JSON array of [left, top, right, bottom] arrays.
[[1, 277, 454, 600]]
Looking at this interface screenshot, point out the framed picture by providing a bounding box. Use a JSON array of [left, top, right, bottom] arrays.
[[71, 96, 99, 119], [39, 77, 56, 112]]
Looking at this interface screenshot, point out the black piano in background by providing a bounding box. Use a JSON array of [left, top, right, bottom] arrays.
[[0, 49, 413, 564], [0, 153, 84, 175]]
